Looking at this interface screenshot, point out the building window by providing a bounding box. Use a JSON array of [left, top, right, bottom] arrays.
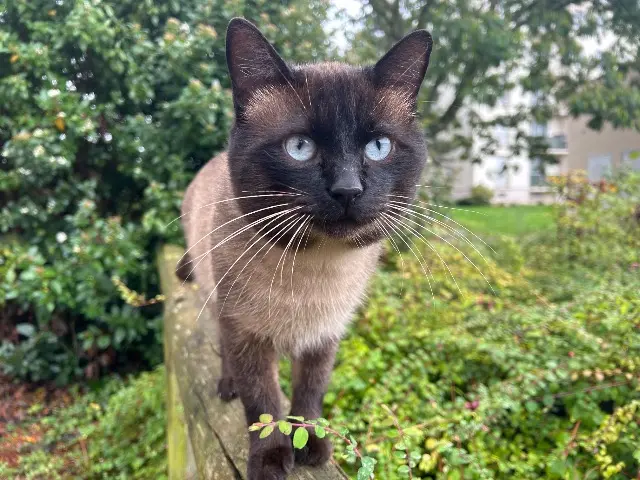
[[587, 154, 612, 181], [489, 156, 508, 189], [530, 121, 547, 137], [495, 126, 509, 147], [530, 158, 546, 187], [623, 149, 640, 171]]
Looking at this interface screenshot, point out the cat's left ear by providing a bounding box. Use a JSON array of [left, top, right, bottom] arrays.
[[226, 18, 294, 113], [373, 30, 433, 99]]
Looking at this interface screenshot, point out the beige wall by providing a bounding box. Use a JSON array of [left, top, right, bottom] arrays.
[[561, 115, 640, 175]]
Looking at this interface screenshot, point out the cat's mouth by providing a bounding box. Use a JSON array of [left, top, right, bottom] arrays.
[[313, 215, 380, 241]]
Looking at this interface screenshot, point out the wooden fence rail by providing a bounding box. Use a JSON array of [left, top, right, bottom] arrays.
[[158, 245, 348, 480]]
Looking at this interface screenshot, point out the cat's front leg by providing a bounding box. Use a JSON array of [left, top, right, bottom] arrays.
[[290, 341, 338, 467], [220, 322, 293, 480]]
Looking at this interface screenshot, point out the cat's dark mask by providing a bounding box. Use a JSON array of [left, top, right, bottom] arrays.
[[225, 18, 432, 244]]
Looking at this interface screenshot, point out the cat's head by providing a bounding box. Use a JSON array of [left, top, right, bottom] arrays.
[[226, 18, 432, 246]]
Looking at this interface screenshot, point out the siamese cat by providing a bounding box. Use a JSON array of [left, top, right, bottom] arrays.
[[179, 18, 432, 480]]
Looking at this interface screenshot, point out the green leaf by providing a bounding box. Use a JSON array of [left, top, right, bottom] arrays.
[[248, 424, 261, 432], [259, 426, 274, 439], [259, 414, 273, 424], [525, 400, 539, 412], [357, 468, 371, 480], [16, 323, 36, 337], [314, 425, 326, 438], [287, 415, 305, 422], [278, 421, 292, 435], [397, 465, 410, 474], [292, 427, 309, 449]]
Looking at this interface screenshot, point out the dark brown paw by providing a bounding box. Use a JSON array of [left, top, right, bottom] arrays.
[[248, 432, 294, 480], [294, 431, 332, 467], [217, 377, 237, 402]]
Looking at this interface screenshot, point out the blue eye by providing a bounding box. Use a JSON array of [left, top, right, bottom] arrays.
[[284, 135, 316, 161], [365, 136, 392, 161]]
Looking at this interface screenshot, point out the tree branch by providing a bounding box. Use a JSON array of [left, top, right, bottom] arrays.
[[431, 60, 479, 135]]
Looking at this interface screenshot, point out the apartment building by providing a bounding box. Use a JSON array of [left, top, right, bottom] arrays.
[[451, 114, 640, 204]]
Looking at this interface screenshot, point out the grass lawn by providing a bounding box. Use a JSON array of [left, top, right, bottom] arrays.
[[449, 204, 554, 237]]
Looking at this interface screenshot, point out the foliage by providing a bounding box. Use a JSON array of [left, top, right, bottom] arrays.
[[451, 205, 552, 237], [0, 366, 167, 479], [540, 169, 640, 272], [250, 414, 377, 480], [0, 0, 332, 383], [345, 0, 640, 165], [315, 171, 639, 478], [457, 185, 494, 206], [249, 172, 640, 479]]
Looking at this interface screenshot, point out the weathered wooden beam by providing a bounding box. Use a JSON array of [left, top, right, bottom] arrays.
[[159, 245, 348, 480]]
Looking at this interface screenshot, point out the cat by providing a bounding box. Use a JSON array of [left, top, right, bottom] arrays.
[[179, 17, 432, 480]]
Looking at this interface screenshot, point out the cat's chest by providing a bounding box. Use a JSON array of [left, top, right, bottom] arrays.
[[232, 241, 381, 354]]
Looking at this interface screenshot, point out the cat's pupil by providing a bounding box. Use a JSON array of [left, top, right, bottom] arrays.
[[297, 139, 304, 150], [376, 139, 381, 150]]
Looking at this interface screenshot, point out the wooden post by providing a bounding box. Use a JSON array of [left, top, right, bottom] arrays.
[[158, 245, 347, 480]]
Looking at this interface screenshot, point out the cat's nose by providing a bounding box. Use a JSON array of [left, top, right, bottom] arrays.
[[330, 173, 363, 207]]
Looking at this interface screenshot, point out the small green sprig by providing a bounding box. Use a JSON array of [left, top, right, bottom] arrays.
[[249, 414, 377, 479]]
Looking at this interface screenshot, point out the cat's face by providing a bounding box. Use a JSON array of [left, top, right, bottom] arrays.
[[225, 19, 432, 245]]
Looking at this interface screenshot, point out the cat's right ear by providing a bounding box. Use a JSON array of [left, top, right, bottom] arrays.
[[373, 30, 433, 100], [226, 18, 293, 113]]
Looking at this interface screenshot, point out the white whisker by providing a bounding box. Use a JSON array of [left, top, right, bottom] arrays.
[[183, 206, 303, 284], [268, 215, 307, 317], [289, 217, 312, 299], [374, 217, 407, 295], [385, 209, 463, 297], [176, 202, 293, 270], [387, 206, 496, 295], [196, 211, 303, 324], [218, 212, 304, 316], [388, 197, 496, 255], [388, 202, 494, 269], [227, 213, 305, 312], [166, 193, 299, 227], [380, 213, 436, 307]]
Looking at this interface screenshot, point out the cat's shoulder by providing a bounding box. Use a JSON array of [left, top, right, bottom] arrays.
[[182, 151, 231, 214]]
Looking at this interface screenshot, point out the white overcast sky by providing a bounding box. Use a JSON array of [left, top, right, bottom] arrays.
[[329, 0, 362, 53]]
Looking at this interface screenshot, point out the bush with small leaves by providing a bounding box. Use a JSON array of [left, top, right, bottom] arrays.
[[0, 0, 332, 382]]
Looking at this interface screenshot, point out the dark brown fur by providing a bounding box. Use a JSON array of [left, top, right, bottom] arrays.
[[180, 18, 432, 479]]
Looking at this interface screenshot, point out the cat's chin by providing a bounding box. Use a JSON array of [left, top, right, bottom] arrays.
[[313, 217, 382, 246]]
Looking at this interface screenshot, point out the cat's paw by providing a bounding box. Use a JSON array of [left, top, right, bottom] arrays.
[[248, 433, 294, 480], [216, 377, 237, 402], [294, 431, 333, 467]]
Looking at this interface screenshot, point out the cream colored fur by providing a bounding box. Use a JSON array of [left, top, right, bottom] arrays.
[[181, 153, 381, 355]]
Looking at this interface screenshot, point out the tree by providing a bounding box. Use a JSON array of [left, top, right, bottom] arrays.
[[567, 0, 640, 131], [346, 0, 640, 167]]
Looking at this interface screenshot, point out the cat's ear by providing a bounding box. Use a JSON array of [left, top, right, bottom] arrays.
[[226, 18, 293, 112], [373, 30, 433, 99]]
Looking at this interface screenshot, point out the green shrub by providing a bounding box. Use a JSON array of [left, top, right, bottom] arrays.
[[0, 366, 167, 479], [320, 176, 639, 478], [327, 245, 638, 479], [458, 185, 494, 206], [547, 169, 640, 270], [0, 0, 331, 382]]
